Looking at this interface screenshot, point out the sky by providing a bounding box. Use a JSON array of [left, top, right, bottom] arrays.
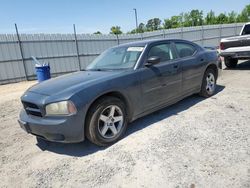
[[0, 0, 249, 34]]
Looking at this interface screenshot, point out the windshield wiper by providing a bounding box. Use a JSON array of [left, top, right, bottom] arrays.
[[87, 68, 103, 71]]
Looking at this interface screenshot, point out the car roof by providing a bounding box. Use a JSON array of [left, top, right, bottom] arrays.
[[116, 39, 196, 48]]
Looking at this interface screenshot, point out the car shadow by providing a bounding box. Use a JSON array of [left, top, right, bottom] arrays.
[[36, 85, 225, 157], [224, 60, 250, 70]]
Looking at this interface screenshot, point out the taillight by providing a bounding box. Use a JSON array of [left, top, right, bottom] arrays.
[[220, 42, 224, 50]]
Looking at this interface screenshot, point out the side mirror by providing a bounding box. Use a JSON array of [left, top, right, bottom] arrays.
[[145, 56, 160, 66]]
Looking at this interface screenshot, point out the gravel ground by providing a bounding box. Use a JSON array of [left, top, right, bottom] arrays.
[[0, 61, 250, 188]]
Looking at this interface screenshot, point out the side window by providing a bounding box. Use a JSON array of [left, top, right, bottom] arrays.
[[241, 24, 250, 35], [148, 43, 175, 63], [175, 42, 196, 58]]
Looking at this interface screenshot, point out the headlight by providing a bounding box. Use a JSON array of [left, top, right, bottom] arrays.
[[45, 101, 77, 116]]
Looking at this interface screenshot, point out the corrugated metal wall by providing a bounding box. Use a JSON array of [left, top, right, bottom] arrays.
[[0, 23, 244, 84]]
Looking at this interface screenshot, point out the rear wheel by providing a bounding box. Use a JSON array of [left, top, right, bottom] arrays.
[[85, 97, 128, 146], [224, 58, 238, 68], [199, 68, 217, 97]]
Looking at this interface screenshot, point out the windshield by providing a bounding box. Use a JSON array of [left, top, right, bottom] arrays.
[[86, 46, 144, 70]]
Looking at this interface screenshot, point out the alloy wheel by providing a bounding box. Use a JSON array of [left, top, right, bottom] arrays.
[[206, 72, 215, 95], [98, 105, 124, 139]]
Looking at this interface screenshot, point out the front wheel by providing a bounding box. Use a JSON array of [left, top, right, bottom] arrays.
[[85, 97, 128, 146], [199, 68, 217, 97]]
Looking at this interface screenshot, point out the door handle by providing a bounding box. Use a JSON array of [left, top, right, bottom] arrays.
[[173, 64, 179, 69], [200, 58, 204, 62]]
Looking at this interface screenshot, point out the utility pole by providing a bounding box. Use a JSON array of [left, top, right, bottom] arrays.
[[15, 23, 28, 80], [73, 24, 81, 70], [133, 8, 138, 33]]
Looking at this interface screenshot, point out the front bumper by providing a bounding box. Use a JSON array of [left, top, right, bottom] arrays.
[[18, 109, 85, 143]]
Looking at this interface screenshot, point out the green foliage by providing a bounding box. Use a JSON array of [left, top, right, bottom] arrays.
[[237, 4, 250, 22], [129, 23, 146, 34], [189, 9, 203, 26], [169, 15, 182, 28], [146, 18, 161, 31], [110, 26, 123, 35], [228, 11, 237, 23], [128, 4, 250, 33], [205, 10, 217, 25], [138, 23, 146, 33], [216, 13, 228, 24], [163, 19, 172, 29], [93, 31, 102, 34]]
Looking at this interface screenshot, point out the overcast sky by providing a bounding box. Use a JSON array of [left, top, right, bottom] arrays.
[[0, 0, 249, 34]]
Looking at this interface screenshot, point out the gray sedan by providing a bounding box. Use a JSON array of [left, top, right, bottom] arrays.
[[18, 39, 221, 146]]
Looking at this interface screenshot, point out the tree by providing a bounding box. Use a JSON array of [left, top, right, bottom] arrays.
[[128, 3, 250, 34], [163, 19, 172, 29], [237, 4, 250, 22], [110, 26, 122, 35], [93, 31, 102, 34], [138, 23, 145, 33], [216, 13, 228, 24], [205, 10, 217, 25], [227, 11, 237, 23], [171, 15, 182, 28], [189, 9, 203, 26], [146, 18, 161, 31], [182, 12, 192, 27]]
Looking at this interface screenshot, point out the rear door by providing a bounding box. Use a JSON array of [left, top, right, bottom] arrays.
[[140, 42, 182, 110], [174, 42, 205, 94]]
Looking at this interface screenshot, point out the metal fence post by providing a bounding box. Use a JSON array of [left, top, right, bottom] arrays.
[[140, 32, 143, 40], [219, 24, 222, 42], [15, 23, 28, 80], [181, 27, 183, 39], [201, 25, 204, 46], [162, 29, 166, 38], [234, 22, 238, 35], [73, 24, 81, 71], [116, 34, 120, 45]]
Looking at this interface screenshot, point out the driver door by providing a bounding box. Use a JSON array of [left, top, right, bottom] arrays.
[[139, 42, 182, 111]]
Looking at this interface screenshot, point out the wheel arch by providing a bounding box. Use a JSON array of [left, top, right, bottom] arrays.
[[205, 63, 218, 79], [84, 91, 132, 132]]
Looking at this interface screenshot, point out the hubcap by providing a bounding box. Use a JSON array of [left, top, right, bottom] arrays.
[[206, 73, 215, 94], [98, 105, 124, 139]]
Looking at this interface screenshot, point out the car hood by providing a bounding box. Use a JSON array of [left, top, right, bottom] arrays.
[[28, 70, 123, 96]]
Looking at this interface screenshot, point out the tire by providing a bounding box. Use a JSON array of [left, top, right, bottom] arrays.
[[85, 97, 128, 146], [199, 68, 217, 98], [224, 58, 238, 68]]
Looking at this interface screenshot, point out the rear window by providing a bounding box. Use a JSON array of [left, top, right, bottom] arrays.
[[175, 42, 196, 58], [241, 24, 250, 35]]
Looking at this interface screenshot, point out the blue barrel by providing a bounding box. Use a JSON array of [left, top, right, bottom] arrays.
[[35, 65, 51, 82]]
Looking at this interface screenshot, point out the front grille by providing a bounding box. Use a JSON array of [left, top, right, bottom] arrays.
[[22, 102, 43, 117]]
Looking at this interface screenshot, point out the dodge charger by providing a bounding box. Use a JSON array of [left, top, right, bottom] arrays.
[[18, 39, 221, 146]]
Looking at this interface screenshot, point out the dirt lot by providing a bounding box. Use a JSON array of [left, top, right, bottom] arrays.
[[0, 61, 250, 188]]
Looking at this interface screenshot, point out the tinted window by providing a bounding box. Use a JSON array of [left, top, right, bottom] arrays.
[[175, 42, 196, 58], [148, 43, 175, 63], [242, 24, 250, 35]]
